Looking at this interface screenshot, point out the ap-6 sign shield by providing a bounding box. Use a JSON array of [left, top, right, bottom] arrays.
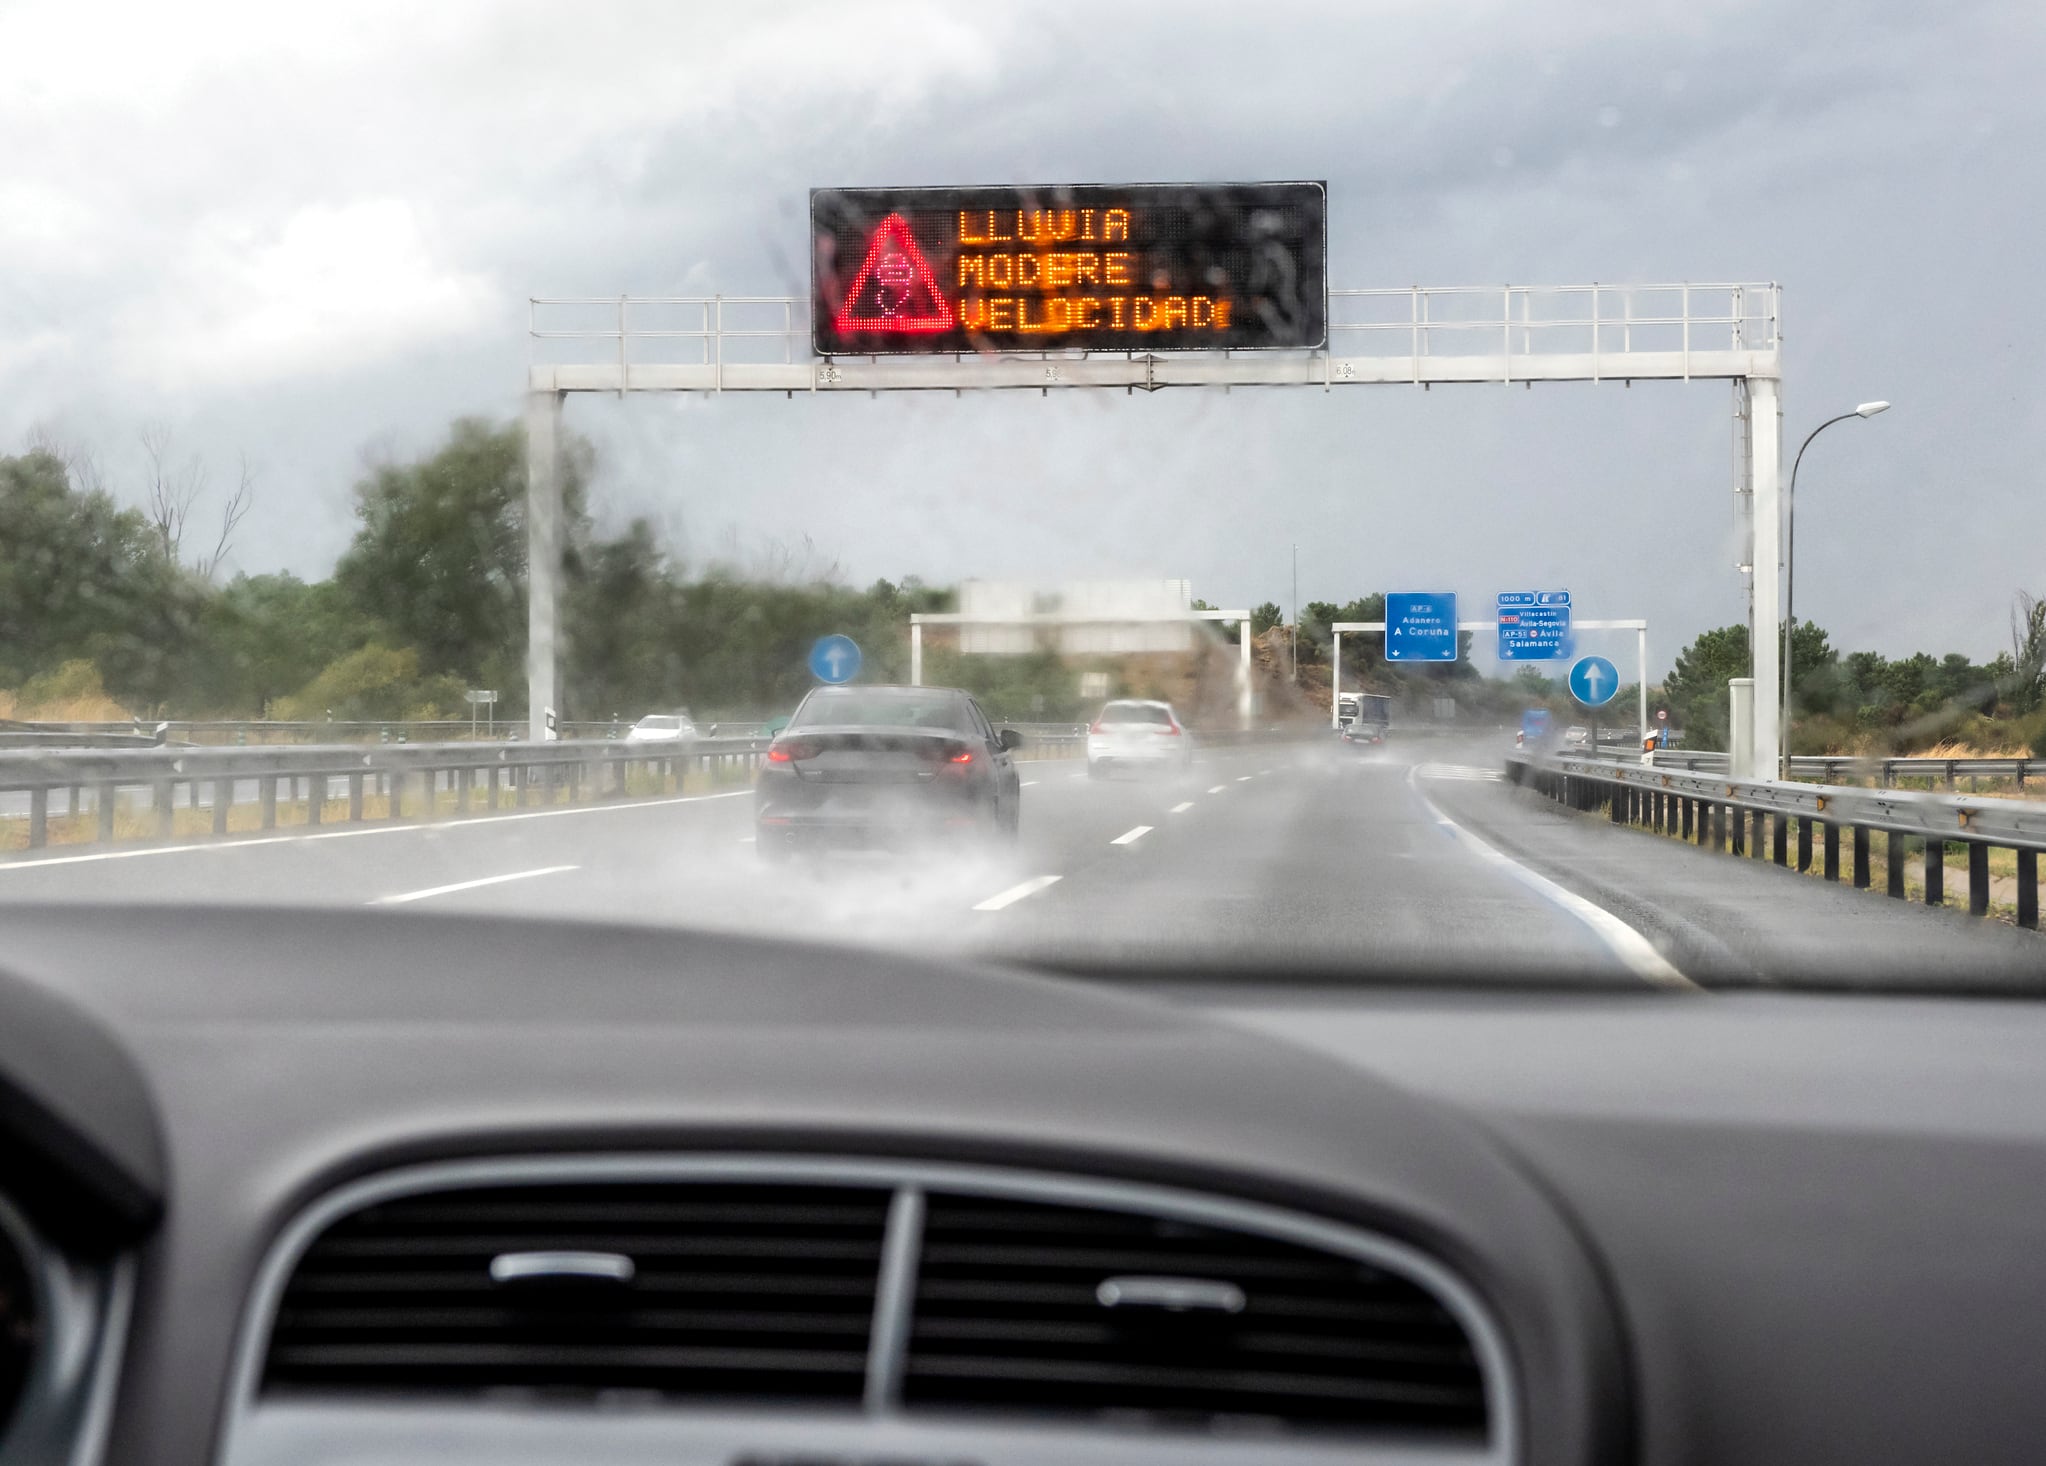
[[811, 183, 1327, 356]]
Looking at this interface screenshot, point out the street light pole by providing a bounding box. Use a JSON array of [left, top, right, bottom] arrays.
[[1782, 400, 1890, 774]]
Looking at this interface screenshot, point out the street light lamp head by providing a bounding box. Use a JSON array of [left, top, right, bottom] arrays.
[[1854, 401, 1891, 417]]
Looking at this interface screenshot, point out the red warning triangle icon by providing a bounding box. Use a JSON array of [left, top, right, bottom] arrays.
[[833, 214, 954, 333]]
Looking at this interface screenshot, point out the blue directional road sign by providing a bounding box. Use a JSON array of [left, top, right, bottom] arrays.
[[1496, 590, 1573, 661], [1568, 654, 1620, 707], [808, 634, 862, 684], [1384, 593, 1459, 662]]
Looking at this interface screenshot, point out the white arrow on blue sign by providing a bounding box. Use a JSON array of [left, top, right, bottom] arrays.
[[808, 635, 862, 684], [1568, 654, 1620, 707]]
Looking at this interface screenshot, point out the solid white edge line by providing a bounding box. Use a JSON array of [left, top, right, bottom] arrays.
[[0, 789, 752, 872], [1405, 767, 1696, 991], [972, 875, 1062, 912], [1169, 801, 1195, 813], [1111, 825, 1153, 846], [372, 864, 580, 906]]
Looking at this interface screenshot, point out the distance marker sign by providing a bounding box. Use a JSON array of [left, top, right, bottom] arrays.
[[812, 183, 1327, 356]]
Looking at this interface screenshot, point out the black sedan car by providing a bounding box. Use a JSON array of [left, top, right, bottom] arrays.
[[755, 684, 1023, 856]]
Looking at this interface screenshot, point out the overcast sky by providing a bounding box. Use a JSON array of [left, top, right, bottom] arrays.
[[4, 0, 2041, 675]]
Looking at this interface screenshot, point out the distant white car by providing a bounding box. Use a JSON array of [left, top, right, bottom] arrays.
[[624, 713, 700, 744], [1563, 724, 1591, 748], [1086, 699, 1192, 776]]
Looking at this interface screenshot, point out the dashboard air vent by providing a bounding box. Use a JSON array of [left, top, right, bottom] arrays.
[[904, 1193, 1486, 1436], [262, 1182, 890, 1401]]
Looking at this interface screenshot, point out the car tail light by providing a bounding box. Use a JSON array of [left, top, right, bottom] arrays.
[[1089, 720, 1104, 734], [1162, 723, 1181, 736], [767, 738, 820, 763], [949, 749, 974, 764]]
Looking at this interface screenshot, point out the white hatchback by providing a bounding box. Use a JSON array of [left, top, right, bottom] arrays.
[[1086, 699, 1192, 776], [625, 713, 700, 744]]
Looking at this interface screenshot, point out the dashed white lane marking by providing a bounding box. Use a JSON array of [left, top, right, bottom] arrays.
[[1169, 801, 1195, 813], [737, 835, 755, 843], [1419, 763, 1507, 783], [0, 789, 754, 871], [1207, 785, 1228, 794], [1236, 775, 1254, 782], [972, 875, 1062, 911], [1021, 780, 1039, 787], [1111, 825, 1153, 846], [1259, 768, 1273, 775], [1405, 767, 1694, 990], [372, 864, 580, 906]]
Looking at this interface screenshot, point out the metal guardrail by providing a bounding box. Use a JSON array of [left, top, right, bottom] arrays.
[[0, 738, 772, 853], [1647, 750, 2040, 788], [1507, 753, 2044, 930]]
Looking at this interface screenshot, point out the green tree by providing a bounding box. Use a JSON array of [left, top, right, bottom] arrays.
[[1663, 623, 1748, 751], [333, 419, 590, 686], [1250, 601, 1283, 635], [0, 448, 205, 710]]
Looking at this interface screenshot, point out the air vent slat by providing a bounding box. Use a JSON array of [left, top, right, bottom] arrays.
[[262, 1183, 889, 1402], [906, 1194, 1487, 1437]]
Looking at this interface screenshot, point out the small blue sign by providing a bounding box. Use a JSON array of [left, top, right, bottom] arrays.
[[1384, 592, 1458, 662], [1497, 590, 1573, 661], [1521, 708, 1553, 741], [808, 634, 862, 684], [1568, 655, 1620, 707]]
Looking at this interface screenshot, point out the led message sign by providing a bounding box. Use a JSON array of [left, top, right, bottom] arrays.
[[811, 183, 1327, 356]]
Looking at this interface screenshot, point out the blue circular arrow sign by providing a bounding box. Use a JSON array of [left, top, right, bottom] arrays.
[[808, 635, 862, 684], [1568, 654, 1620, 707]]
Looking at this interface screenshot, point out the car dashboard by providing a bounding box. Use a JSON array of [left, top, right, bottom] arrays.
[[1, 904, 2044, 1466]]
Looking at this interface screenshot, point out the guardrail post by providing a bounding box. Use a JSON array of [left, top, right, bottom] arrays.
[[456, 767, 470, 814], [2019, 851, 2039, 929], [1771, 813, 1788, 866], [487, 766, 500, 811], [1968, 842, 1990, 917], [154, 780, 174, 837], [306, 775, 323, 826], [1750, 810, 1766, 859], [97, 786, 115, 842], [1795, 817, 1812, 872], [518, 764, 533, 807], [1924, 839, 1945, 906], [1730, 806, 1746, 856], [1823, 821, 1840, 880], [389, 772, 405, 822], [1887, 835, 1906, 898], [27, 788, 46, 849], [259, 776, 278, 830], [349, 774, 365, 822], [213, 779, 231, 834], [1609, 782, 1626, 825], [1852, 826, 1871, 888]]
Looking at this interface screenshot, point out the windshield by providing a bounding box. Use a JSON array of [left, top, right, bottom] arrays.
[[1098, 704, 1174, 726], [1, 3, 2041, 989], [789, 689, 969, 732]]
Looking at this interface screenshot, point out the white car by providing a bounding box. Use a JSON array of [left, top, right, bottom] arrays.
[[1086, 699, 1192, 776], [1563, 724, 1591, 748], [624, 713, 700, 744]]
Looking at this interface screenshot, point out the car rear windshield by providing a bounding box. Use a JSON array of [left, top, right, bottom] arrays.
[[1100, 703, 1173, 724], [790, 690, 969, 731], [636, 716, 685, 729]]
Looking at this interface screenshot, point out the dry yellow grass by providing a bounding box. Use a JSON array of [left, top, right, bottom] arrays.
[[0, 689, 135, 723]]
